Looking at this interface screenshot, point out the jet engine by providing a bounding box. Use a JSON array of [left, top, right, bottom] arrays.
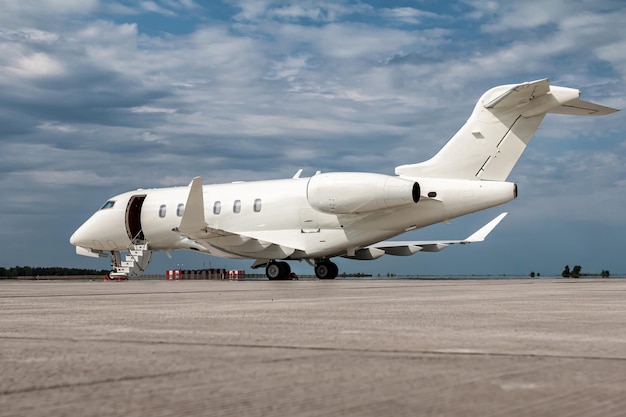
[[307, 172, 420, 214]]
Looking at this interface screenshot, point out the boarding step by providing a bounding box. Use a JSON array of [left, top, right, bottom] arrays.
[[110, 241, 153, 279], [114, 266, 131, 274]]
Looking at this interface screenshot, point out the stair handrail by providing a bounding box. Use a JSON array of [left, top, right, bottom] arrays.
[[126, 230, 150, 272]]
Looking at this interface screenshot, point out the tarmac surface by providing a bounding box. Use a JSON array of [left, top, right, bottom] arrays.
[[1, 278, 626, 417]]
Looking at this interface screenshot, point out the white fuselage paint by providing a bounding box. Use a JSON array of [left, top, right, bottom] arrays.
[[70, 174, 516, 260]]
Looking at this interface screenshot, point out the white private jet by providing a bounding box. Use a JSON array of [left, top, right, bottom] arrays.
[[70, 79, 617, 279]]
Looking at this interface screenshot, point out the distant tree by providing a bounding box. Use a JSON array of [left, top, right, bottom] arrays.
[[561, 265, 570, 278], [601, 269, 610, 278], [530, 271, 535, 278], [571, 265, 582, 278], [537, 272, 541, 277], [0, 266, 108, 277]]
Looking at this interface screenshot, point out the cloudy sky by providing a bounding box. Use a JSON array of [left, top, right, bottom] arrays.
[[1, 0, 624, 277]]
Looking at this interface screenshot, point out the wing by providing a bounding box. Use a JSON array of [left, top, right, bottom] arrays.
[[174, 177, 299, 259], [364, 212, 508, 257]]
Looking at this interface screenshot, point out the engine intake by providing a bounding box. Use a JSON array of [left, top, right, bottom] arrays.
[[307, 172, 420, 214]]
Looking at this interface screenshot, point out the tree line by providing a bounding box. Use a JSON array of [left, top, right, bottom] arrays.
[[561, 265, 610, 278], [0, 266, 108, 277]]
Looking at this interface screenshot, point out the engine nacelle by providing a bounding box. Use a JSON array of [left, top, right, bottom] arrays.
[[307, 172, 420, 214]]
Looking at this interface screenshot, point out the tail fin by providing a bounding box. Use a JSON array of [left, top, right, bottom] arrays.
[[395, 79, 618, 181]]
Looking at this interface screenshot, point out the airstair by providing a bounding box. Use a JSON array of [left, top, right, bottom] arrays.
[[109, 241, 153, 279]]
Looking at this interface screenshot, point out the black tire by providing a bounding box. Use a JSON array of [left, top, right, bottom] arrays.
[[266, 262, 282, 280], [329, 262, 339, 278], [266, 262, 292, 280], [278, 262, 291, 280], [315, 261, 338, 279]]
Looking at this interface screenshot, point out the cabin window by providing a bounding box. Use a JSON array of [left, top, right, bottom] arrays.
[[233, 200, 241, 213], [254, 198, 262, 212], [159, 204, 166, 218], [176, 203, 185, 217], [213, 201, 221, 215], [100, 200, 115, 210]]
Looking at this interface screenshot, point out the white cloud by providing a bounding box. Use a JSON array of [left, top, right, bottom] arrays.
[[8, 52, 65, 77], [476, 0, 567, 32], [381, 7, 438, 25], [140, 1, 176, 16], [233, 0, 371, 23], [597, 39, 626, 79], [0, 28, 59, 43], [131, 106, 177, 114], [38, 121, 77, 133], [29, 170, 111, 186], [0, 0, 98, 14], [274, 23, 422, 60]]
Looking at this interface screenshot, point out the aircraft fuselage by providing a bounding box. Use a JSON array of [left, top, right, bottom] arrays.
[[71, 173, 516, 261]]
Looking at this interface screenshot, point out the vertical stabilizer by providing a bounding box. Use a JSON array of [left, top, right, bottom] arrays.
[[395, 79, 617, 181]]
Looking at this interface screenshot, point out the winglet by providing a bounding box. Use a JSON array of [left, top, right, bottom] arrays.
[[464, 212, 508, 243], [178, 176, 207, 234]]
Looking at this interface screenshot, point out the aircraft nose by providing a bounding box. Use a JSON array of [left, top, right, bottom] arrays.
[[70, 215, 101, 247], [70, 222, 88, 246]]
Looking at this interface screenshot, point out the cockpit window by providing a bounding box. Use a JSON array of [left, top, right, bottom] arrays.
[[100, 201, 115, 210]]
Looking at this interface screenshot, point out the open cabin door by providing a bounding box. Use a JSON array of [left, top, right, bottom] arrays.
[[126, 195, 146, 242]]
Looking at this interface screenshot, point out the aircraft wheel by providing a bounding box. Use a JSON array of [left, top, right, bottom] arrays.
[[328, 261, 339, 278], [278, 262, 291, 280], [266, 262, 291, 280], [266, 262, 282, 280], [315, 261, 338, 279]]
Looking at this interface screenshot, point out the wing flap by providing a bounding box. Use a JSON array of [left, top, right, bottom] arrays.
[[382, 245, 423, 256]]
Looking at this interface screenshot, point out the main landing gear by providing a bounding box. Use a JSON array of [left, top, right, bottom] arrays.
[[264, 259, 339, 280], [265, 261, 292, 280], [314, 260, 339, 280]]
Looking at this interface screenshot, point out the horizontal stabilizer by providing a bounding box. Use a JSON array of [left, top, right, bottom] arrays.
[[368, 212, 507, 256], [549, 98, 618, 116]]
